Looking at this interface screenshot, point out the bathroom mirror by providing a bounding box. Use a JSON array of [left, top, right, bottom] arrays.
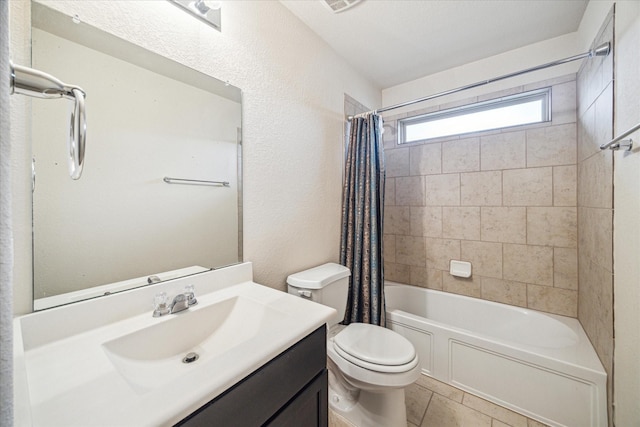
[[31, 2, 242, 310]]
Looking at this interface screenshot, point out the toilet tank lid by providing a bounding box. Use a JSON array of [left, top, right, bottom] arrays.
[[286, 263, 350, 289]]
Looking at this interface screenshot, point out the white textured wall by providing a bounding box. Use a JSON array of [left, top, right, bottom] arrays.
[[382, 32, 580, 113], [1, 0, 14, 423], [612, 2, 640, 425], [10, 0, 380, 313], [9, 0, 32, 316]]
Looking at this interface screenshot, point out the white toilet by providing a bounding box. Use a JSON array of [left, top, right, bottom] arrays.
[[287, 263, 420, 427]]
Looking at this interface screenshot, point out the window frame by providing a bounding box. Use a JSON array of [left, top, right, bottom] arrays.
[[397, 87, 552, 145]]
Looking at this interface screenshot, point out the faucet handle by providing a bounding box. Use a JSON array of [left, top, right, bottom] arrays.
[[184, 284, 198, 306], [152, 292, 170, 317]]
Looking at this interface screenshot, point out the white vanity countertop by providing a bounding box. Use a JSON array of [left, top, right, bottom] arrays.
[[14, 263, 336, 426]]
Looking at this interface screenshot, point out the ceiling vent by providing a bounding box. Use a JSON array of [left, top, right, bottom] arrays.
[[321, 0, 363, 13]]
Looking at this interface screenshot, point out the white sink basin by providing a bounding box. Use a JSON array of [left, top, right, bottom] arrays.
[[14, 264, 337, 427], [102, 296, 288, 393]]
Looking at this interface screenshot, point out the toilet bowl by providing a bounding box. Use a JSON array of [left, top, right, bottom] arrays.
[[287, 263, 420, 427]]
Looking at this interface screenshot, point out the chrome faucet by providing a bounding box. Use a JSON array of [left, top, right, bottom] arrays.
[[152, 286, 198, 317], [169, 294, 189, 314]]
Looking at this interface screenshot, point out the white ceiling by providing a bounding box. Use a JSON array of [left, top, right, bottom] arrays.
[[280, 0, 589, 89]]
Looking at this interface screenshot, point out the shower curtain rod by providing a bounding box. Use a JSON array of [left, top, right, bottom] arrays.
[[351, 42, 611, 119]]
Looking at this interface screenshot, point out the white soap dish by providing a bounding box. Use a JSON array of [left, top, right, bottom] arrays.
[[449, 260, 472, 278]]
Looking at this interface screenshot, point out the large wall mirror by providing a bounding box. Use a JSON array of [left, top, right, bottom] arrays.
[[31, 2, 242, 310]]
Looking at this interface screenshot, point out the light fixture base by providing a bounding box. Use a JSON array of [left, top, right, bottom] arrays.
[[168, 0, 221, 31]]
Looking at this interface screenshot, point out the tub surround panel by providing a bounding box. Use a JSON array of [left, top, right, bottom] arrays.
[[460, 171, 502, 206], [410, 206, 443, 237], [386, 206, 411, 235], [577, 149, 613, 208], [479, 278, 527, 308], [424, 174, 460, 206], [460, 241, 502, 279], [576, 8, 614, 425], [578, 206, 613, 271], [479, 132, 526, 171], [384, 235, 397, 263], [503, 167, 553, 207], [410, 267, 443, 291], [526, 284, 578, 317], [442, 138, 480, 173], [411, 143, 442, 175], [397, 176, 426, 206], [387, 263, 411, 285], [385, 178, 396, 206], [442, 275, 481, 299], [384, 76, 578, 317], [396, 236, 427, 267], [552, 165, 577, 206], [386, 148, 411, 177], [503, 244, 554, 287], [442, 207, 481, 241], [552, 247, 578, 290], [525, 124, 577, 167], [425, 238, 461, 271], [480, 207, 527, 244], [526, 207, 577, 248]]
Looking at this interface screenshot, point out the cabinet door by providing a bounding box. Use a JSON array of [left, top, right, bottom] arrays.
[[176, 326, 326, 427], [266, 370, 328, 427]]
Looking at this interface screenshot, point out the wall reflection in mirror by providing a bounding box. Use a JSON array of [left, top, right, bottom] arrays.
[[31, 2, 242, 310]]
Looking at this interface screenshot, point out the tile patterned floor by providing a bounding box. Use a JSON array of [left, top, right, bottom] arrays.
[[329, 374, 550, 427]]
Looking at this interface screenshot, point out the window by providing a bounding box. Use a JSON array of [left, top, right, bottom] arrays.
[[398, 88, 551, 144]]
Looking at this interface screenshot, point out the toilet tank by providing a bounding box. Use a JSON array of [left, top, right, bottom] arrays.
[[286, 263, 350, 325]]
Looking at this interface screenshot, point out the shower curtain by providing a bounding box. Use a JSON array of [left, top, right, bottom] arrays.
[[340, 113, 386, 326]]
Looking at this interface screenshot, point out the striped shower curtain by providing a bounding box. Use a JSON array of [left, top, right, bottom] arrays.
[[340, 113, 386, 326]]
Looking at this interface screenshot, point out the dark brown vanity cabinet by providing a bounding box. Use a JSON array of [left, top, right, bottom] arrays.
[[177, 325, 328, 427]]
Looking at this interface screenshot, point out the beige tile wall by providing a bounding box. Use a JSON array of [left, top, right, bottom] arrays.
[[382, 75, 579, 317], [576, 9, 614, 426]]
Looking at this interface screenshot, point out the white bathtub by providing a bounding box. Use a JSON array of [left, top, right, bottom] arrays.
[[385, 282, 606, 427]]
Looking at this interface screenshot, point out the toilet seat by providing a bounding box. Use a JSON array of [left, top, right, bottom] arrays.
[[332, 323, 419, 373], [327, 323, 421, 390], [332, 323, 418, 373], [334, 323, 416, 365]]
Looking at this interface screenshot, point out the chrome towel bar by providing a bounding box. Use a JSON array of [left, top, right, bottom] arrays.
[[163, 177, 230, 187], [600, 121, 639, 151]]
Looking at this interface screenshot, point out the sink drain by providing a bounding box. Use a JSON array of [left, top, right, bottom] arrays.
[[182, 352, 199, 364]]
